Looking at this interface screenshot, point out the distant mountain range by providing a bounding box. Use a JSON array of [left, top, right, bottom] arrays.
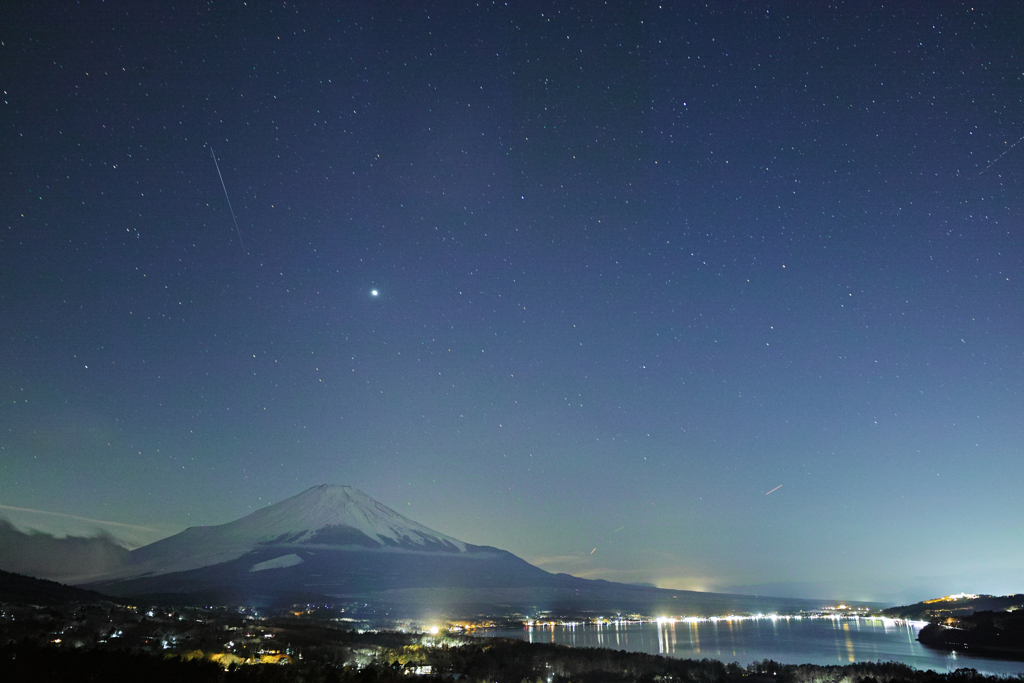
[[84, 485, 845, 616]]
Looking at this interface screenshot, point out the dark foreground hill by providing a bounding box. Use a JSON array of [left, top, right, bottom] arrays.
[[0, 569, 116, 605]]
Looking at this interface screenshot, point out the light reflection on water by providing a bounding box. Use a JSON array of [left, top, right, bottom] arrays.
[[484, 617, 1024, 677]]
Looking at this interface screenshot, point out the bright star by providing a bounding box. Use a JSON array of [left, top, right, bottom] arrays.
[[370, 289, 378, 297]]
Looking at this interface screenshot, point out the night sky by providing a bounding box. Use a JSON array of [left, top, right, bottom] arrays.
[[2, 1, 1022, 603]]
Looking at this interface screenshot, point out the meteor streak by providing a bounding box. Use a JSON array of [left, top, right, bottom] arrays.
[[981, 132, 1024, 173], [210, 146, 246, 254]]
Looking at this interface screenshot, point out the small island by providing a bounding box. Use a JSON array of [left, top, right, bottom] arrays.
[[884, 593, 1024, 661]]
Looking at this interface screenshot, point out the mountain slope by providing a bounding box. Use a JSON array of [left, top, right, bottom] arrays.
[[84, 485, 842, 615], [101, 484, 465, 580]]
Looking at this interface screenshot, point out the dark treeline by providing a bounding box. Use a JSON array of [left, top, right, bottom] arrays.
[[3, 637, 1023, 683], [2, 641, 223, 683]]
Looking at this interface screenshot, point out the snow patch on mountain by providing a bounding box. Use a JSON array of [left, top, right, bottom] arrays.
[[250, 554, 303, 572], [240, 485, 466, 551]]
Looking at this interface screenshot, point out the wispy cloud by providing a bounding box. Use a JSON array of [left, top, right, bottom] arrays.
[[0, 504, 157, 532], [0, 519, 129, 582]]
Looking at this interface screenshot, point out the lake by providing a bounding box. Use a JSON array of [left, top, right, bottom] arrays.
[[484, 616, 1024, 677]]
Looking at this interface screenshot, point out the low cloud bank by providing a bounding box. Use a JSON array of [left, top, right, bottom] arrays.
[[0, 519, 129, 582]]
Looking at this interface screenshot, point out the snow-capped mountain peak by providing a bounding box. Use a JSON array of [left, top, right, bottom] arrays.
[[109, 485, 466, 579], [233, 484, 466, 551]]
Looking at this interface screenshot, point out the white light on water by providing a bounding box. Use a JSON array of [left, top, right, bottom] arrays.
[[495, 615, 1024, 675]]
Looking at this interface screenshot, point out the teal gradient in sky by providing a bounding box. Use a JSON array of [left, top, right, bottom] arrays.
[[1, 1, 1022, 604]]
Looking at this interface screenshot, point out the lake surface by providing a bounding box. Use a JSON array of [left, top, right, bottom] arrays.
[[484, 617, 1024, 677]]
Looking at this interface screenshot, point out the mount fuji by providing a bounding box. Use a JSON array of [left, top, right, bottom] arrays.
[[86, 485, 562, 604], [84, 485, 833, 615], [100, 485, 469, 579]]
